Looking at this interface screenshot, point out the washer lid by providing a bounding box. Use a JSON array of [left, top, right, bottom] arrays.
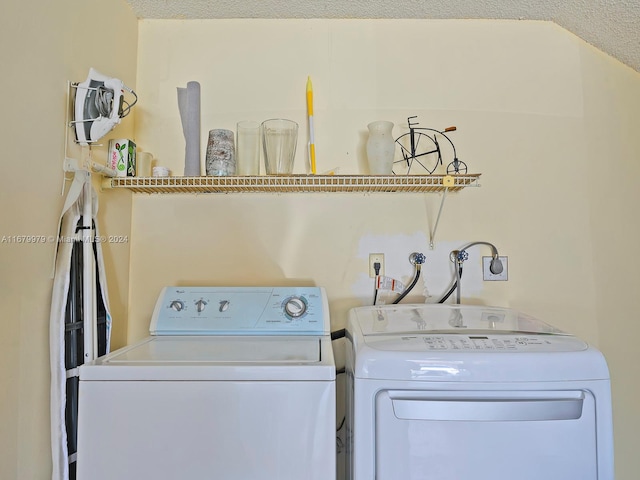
[[347, 304, 610, 382], [351, 304, 568, 337], [79, 336, 336, 381]]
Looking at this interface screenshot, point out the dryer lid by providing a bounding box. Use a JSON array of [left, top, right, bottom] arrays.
[[347, 304, 610, 382], [351, 304, 568, 337]]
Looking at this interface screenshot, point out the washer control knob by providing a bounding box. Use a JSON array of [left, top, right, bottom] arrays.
[[219, 300, 230, 312], [195, 299, 207, 313], [284, 296, 307, 318], [169, 300, 185, 312]]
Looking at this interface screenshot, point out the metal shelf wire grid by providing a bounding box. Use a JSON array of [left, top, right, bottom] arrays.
[[104, 174, 481, 194]]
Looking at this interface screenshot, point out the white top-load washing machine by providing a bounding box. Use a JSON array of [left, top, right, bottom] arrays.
[[345, 304, 613, 480], [77, 286, 336, 480]]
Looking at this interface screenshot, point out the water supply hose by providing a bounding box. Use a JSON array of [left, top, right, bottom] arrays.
[[392, 252, 426, 304]]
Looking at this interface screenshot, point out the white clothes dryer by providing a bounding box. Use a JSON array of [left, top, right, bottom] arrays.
[[345, 304, 613, 480], [77, 286, 336, 480]]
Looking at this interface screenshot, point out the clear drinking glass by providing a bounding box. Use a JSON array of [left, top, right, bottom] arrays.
[[236, 121, 261, 175], [262, 119, 298, 175]]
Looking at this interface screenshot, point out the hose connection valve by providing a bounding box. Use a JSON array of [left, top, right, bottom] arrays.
[[409, 252, 426, 265]]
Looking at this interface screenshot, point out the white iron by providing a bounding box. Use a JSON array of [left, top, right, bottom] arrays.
[[73, 68, 136, 146]]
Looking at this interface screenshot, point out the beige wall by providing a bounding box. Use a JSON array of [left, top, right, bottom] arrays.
[[2, 11, 639, 479], [0, 0, 137, 478], [131, 19, 640, 479], [132, 19, 600, 336], [582, 45, 640, 478]]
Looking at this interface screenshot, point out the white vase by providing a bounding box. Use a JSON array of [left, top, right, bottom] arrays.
[[366, 121, 395, 174]]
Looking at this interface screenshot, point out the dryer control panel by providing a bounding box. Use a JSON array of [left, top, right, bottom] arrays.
[[150, 286, 329, 336], [364, 333, 588, 352], [419, 334, 586, 352]]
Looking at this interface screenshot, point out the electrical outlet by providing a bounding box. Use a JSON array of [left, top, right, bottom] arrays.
[[482, 256, 508, 281], [369, 253, 385, 278]]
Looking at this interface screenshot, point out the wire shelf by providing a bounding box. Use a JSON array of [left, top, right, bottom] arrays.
[[104, 174, 481, 194]]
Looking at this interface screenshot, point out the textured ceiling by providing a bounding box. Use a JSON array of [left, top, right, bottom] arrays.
[[125, 0, 640, 73]]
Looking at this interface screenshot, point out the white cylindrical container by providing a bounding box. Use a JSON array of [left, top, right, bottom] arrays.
[[152, 166, 170, 177], [206, 129, 236, 176]]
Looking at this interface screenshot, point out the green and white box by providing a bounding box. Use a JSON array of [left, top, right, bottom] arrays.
[[109, 139, 137, 177]]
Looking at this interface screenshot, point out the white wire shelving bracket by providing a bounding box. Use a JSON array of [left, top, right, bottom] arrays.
[[429, 187, 448, 250]]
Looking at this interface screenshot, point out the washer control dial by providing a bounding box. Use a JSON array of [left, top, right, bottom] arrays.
[[169, 300, 185, 312], [195, 299, 207, 313], [284, 296, 308, 319]]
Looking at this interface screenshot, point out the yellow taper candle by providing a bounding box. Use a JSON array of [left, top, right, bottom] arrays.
[[306, 76, 317, 174]]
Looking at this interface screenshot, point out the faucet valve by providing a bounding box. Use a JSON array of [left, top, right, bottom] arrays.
[[409, 252, 426, 265]]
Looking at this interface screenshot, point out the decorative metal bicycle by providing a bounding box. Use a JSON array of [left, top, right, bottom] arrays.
[[393, 116, 468, 175]]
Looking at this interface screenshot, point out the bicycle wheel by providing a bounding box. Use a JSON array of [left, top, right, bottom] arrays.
[[393, 131, 442, 174], [446, 159, 467, 175]]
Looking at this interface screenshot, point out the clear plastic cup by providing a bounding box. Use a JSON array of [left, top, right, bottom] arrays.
[[136, 152, 154, 177], [236, 121, 261, 175], [262, 119, 298, 175]]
